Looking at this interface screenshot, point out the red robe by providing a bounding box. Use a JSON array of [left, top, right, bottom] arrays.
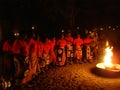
[[73, 38, 83, 59], [42, 40, 51, 65], [83, 38, 93, 45], [73, 38, 83, 49], [56, 39, 67, 48], [65, 36, 73, 45], [13, 39, 29, 56], [49, 39, 56, 63], [37, 41, 43, 58], [2, 40, 14, 53], [56, 39, 67, 66]]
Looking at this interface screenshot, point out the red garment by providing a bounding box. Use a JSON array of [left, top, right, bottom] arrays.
[[51, 39, 56, 51], [83, 38, 93, 45], [2, 40, 14, 53], [73, 38, 83, 49], [37, 41, 43, 58], [56, 39, 67, 66], [28, 38, 38, 53], [42, 42, 51, 54], [65, 36, 73, 45], [13, 39, 20, 54], [56, 39, 67, 48], [49, 39, 56, 63], [13, 39, 29, 56]]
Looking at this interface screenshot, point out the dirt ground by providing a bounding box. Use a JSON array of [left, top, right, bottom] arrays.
[[10, 59, 120, 90]]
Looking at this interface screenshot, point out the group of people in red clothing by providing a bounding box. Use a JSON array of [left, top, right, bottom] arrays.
[[1, 29, 98, 85]]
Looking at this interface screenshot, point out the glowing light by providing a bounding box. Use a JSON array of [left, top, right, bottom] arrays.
[[100, 28, 103, 30], [113, 28, 115, 30], [61, 29, 64, 32], [14, 32, 19, 36], [96, 41, 120, 72], [32, 26, 35, 30], [108, 26, 111, 29], [103, 45, 113, 68], [77, 27, 79, 29], [96, 41, 114, 69]]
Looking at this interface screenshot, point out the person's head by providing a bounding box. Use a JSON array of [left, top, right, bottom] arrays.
[[77, 33, 81, 38], [20, 32, 27, 40], [68, 32, 71, 36], [28, 32, 36, 40], [66, 32, 72, 37]]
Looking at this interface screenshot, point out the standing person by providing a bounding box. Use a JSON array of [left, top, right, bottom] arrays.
[[65, 31, 74, 64], [83, 34, 93, 63], [36, 34, 43, 73], [22, 32, 40, 84], [2, 34, 16, 85], [13, 33, 29, 59], [26, 32, 37, 52], [36, 34, 43, 59], [56, 33, 67, 66], [42, 37, 51, 70], [22, 43, 39, 84], [13, 33, 29, 81], [49, 36, 56, 66], [73, 33, 83, 64], [90, 28, 99, 60]]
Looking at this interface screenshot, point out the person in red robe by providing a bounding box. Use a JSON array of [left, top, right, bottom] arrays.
[[56, 33, 67, 66], [2, 37, 15, 84], [2, 38, 15, 54], [42, 37, 51, 70], [73, 33, 83, 64], [65, 31, 74, 64], [83, 34, 93, 63], [13, 34, 29, 59], [36, 34, 44, 73], [22, 43, 39, 84], [49, 36, 56, 66], [22, 33, 40, 84]]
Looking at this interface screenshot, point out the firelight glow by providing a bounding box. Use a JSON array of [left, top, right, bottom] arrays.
[[103, 45, 113, 68], [96, 41, 120, 72], [96, 41, 114, 69]]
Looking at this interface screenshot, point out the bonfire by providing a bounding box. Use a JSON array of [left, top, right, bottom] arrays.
[[96, 41, 120, 72]]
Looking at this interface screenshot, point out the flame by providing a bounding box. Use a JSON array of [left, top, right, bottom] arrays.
[[103, 46, 113, 68], [96, 41, 114, 69], [96, 41, 120, 72], [103, 41, 114, 68]]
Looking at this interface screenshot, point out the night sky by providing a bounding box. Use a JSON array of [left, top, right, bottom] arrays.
[[0, 0, 120, 31]]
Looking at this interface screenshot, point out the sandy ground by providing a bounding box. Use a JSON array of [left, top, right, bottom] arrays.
[[10, 59, 120, 90]]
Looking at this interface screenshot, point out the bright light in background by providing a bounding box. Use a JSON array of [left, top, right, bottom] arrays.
[[89, 31, 91, 34], [100, 28, 103, 31], [113, 28, 115, 31], [77, 27, 79, 30], [14, 32, 19, 37], [61, 29, 64, 33], [108, 26, 111, 29], [32, 26, 35, 30]]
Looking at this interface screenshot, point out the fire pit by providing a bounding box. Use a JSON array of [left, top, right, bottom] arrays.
[[96, 63, 120, 72], [96, 41, 120, 72]]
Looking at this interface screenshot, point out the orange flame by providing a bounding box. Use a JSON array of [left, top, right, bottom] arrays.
[[103, 43, 113, 68], [96, 41, 120, 71], [96, 41, 114, 69]]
